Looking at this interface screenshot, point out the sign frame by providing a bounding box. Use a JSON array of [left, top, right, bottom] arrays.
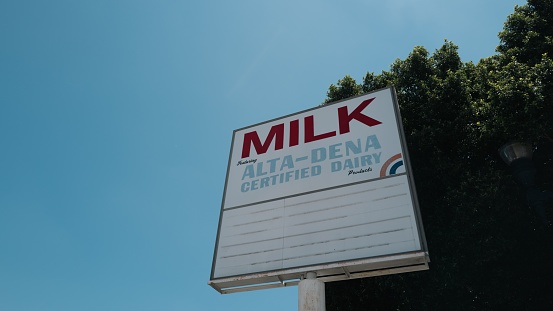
[[209, 86, 429, 293]]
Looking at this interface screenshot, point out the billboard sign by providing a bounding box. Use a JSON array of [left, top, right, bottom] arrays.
[[210, 87, 429, 293]]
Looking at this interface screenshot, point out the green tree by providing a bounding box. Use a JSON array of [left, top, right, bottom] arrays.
[[324, 75, 362, 104], [324, 1, 553, 309], [497, 0, 553, 66]]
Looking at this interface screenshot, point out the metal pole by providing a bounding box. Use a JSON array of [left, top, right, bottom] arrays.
[[298, 272, 325, 311]]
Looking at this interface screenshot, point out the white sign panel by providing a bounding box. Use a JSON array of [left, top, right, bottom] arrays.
[[210, 87, 428, 293]]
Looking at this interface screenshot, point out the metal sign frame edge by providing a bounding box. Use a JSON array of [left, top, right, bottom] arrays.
[[209, 251, 429, 294]]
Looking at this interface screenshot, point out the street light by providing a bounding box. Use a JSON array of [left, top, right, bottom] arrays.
[[499, 142, 553, 226]]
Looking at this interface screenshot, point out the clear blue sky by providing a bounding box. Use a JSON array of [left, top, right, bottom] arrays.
[[0, 1, 526, 310]]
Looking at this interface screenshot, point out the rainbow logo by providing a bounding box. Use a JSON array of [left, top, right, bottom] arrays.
[[379, 153, 404, 177]]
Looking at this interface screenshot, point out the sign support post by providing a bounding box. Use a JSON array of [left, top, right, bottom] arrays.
[[298, 272, 325, 311]]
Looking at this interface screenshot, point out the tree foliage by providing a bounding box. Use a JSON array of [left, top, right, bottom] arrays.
[[324, 75, 363, 104], [324, 1, 553, 310]]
